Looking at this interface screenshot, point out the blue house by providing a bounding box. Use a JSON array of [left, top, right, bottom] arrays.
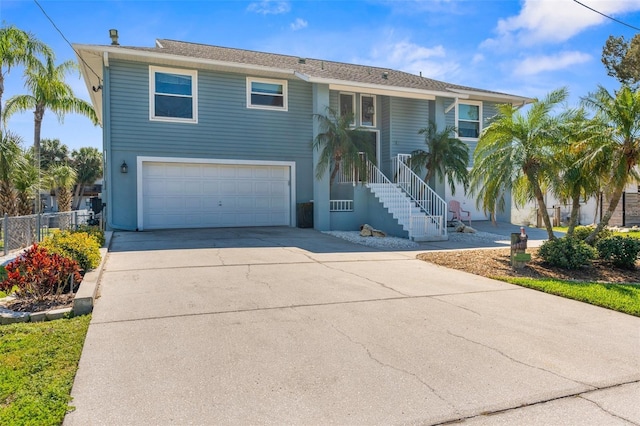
[[74, 37, 528, 241]]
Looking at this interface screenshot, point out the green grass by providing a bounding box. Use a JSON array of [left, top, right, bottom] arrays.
[[0, 315, 91, 426], [552, 226, 640, 239], [501, 277, 640, 317]]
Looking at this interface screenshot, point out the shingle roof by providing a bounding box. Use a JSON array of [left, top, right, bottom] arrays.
[[115, 39, 525, 100]]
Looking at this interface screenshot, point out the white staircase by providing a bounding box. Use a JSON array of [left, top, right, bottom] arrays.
[[364, 157, 447, 242]]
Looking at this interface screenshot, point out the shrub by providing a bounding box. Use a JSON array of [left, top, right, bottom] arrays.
[[596, 236, 640, 269], [0, 265, 7, 282], [538, 237, 597, 269], [75, 225, 105, 247], [572, 225, 613, 245], [0, 244, 81, 301], [40, 231, 101, 271]]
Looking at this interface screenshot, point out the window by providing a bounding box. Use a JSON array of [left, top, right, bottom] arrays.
[[361, 95, 376, 127], [149, 66, 197, 123], [247, 77, 287, 110], [339, 93, 355, 126], [457, 102, 481, 138]]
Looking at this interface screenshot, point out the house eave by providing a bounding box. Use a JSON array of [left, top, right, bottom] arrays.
[[446, 88, 532, 105]]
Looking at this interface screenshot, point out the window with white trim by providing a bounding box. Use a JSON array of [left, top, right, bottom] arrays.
[[339, 92, 355, 126], [149, 66, 197, 123], [361, 95, 376, 127], [247, 77, 288, 110], [457, 101, 482, 138]]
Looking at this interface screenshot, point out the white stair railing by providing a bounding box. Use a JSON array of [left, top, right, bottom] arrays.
[[392, 154, 447, 239]]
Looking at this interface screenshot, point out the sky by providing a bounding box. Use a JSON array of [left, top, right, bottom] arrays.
[[1, 0, 640, 152]]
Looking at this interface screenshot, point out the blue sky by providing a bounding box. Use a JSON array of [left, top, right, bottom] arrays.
[[2, 0, 640, 152]]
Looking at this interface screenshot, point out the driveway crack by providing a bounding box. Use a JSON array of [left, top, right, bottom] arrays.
[[578, 395, 639, 425], [446, 330, 595, 389], [246, 264, 273, 291]]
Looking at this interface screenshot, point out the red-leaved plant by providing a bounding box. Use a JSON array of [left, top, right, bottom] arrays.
[[0, 244, 82, 301]]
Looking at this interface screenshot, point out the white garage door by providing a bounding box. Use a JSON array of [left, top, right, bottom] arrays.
[[141, 162, 291, 229]]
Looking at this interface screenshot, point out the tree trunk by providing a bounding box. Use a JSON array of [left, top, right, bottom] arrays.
[[566, 192, 582, 237], [57, 187, 72, 212], [72, 182, 84, 210], [586, 184, 624, 244], [33, 104, 44, 215], [17, 191, 33, 216], [0, 180, 17, 216], [530, 176, 555, 240], [0, 73, 4, 131]]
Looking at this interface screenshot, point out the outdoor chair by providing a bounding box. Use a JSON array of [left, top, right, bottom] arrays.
[[449, 200, 471, 226]]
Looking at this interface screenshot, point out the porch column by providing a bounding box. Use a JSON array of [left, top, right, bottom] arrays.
[[312, 83, 331, 231]]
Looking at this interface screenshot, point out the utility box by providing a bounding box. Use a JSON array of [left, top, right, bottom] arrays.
[[296, 202, 314, 228]]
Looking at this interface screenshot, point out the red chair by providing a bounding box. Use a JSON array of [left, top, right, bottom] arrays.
[[449, 200, 471, 226]]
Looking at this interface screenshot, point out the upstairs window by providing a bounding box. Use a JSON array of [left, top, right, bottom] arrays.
[[150, 66, 197, 123], [247, 77, 287, 111], [457, 102, 481, 138], [339, 93, 355, 126], [361, 95, 376, 127]]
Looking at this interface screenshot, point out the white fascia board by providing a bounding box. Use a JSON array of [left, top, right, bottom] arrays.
[[74, 46, 104, 125], [447, 88, 532, 105], [72, 44, 297, 77]]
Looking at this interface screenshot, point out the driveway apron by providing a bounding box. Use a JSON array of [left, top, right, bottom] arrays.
[[65, 227, 640, 425]]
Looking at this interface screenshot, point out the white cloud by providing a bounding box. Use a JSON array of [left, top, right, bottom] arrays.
[[290, 18, 308, 31], [472, 53, 484, 65], [483, 0, 640, 48], [363, 40, 459, 80], [513, 51, 592, 76], [247, 0, 290, 15]]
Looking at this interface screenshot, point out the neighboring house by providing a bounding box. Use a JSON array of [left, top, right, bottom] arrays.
[[74, 36, 529, 240]]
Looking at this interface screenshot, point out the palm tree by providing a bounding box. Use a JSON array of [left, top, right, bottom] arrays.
[[409, 121, 469, 194], [0, 25, 53, 129], [581, 85, 640, 243], [0, 130, 24, 216], [2, 56, 98, 214], [13, 149, 39, 215], [313, 106, 374, 184], [40, 138, 70, 170], [551, 109, 603, 237], [71, 147, 102, 210], [470, 88, 569, 240], [46, 164, 77, 212]]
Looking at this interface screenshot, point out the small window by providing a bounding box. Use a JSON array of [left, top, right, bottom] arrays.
[[339, 93, 355, 126], [247, 77, 287, 111], [458, 102, 481, 138], [149, 66, 197, 123], [361, 95, 376, 127]]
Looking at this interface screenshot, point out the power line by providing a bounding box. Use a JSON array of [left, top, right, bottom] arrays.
[[32, 0, 102, 83], [572, 0, 640, 32]]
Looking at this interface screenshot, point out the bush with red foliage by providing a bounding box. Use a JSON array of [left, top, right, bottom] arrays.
[[0, 244, 82, 301]]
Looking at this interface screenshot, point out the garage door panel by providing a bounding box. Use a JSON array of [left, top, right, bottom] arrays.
[[142, 161, 290, 229]]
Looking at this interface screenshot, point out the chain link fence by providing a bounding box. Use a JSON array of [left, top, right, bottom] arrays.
[[1, 210, 93, 256]]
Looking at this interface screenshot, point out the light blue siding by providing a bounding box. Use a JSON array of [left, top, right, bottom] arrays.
[[107, 60, 314, 229], [390, 97, 429, 160]]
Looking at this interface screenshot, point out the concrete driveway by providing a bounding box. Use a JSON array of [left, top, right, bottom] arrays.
[[65, 227, 640, 425]]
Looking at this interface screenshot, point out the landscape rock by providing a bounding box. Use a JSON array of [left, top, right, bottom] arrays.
[[360, 224, 386, 238]]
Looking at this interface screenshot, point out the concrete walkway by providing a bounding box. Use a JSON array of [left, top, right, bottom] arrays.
[[65, 227, 639, 425]]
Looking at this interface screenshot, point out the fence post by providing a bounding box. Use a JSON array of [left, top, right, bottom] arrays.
[[3, 213, 8, 256], [74, 210, 78, 230], [36, 213, 41, 243]]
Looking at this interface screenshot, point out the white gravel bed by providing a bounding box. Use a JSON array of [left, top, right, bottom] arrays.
[[323, 229, 510, 249]]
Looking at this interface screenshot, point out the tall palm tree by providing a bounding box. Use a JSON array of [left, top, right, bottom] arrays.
[[46, 164, 77, 212], [409, 121, 469, 194], [0, 25, 53, 130], [313, 106, 374, 184], [71, 147, 102, 210], [2, 56, 98, 214], [581, 85, 640, 243], [470, 88, 569, 240], [0, 130, 24, 216]]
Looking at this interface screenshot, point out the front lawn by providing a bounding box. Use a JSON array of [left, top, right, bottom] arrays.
[[501, 277, 640, 316], [0, 315, 91, 426]]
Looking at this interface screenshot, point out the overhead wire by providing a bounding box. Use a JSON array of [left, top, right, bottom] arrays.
[[32, 0, 102, 83], [572, 0, 640, 32]]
